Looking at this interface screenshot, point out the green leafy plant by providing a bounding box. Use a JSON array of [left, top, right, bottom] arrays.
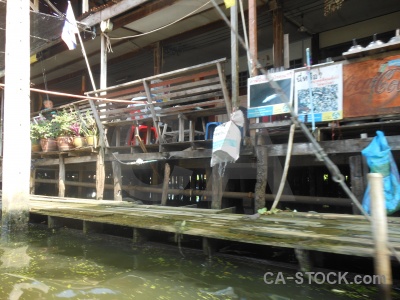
[[51, 109, 77, 136], [31, 120, 59, 139], [79, 111, 98, 137]]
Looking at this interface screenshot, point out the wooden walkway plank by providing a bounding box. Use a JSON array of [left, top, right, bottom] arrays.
[[25, 198, 400, 259]]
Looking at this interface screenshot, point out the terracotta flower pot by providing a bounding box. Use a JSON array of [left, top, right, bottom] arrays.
[[40, 138, 57, 152], [57, 136, 75, 151]]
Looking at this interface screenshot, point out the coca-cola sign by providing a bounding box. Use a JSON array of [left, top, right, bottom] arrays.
[[343, 54, 400, 118]]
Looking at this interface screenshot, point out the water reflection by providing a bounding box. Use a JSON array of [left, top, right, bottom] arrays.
[[0, 225, 381, 299]]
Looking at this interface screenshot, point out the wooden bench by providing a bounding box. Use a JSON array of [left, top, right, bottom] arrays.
[[85, 58, 231, 147]]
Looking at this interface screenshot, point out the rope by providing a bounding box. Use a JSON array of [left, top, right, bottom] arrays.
[[270, 123, 295, 211]]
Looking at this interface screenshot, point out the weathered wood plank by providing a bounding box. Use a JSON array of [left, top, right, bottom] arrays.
[[27, 198, 400, 258]]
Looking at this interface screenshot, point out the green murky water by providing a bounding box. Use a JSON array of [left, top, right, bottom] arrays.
[[0, 225, 385, 299]]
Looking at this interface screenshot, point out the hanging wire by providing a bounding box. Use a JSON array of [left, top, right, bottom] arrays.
[[38, 52, 50, 102], [209, 0, 400, 263]]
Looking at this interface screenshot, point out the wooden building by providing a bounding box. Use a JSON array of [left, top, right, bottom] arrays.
[[3, 0, 400, 216]]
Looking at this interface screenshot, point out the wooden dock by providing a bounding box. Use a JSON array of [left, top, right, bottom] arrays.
[[26, 196, 400, 259]]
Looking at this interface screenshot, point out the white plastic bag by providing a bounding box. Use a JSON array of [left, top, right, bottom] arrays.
[[210, 121, 241, 167]]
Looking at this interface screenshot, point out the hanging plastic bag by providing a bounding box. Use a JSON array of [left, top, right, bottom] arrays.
[[362, 131, 400, 215]]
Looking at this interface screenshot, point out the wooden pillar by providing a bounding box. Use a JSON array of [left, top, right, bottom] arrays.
[[271, 1, 284, 68], [154, 41, 162, 75], [211, 166, 223, 209], [48, 216, 63, 229], [58, 154, 66, 197], [249, 0, 258, 77], [96, 148, 105, 200], [254, 144, 268, 211], [83, 221, 104, 234], [230, 0, 239, 110], [349, 155, 366, 215], [30, 168, 36, 195], [2, 0, 31, 230], [205, 167, 212, 203], [77, 169, 84, 198], [161, 163, 171, 206], [112, 156, 122, 201]]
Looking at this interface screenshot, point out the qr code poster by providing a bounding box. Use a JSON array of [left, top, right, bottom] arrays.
[[294, 63, 343, 123], [247, 70, 294, 118]]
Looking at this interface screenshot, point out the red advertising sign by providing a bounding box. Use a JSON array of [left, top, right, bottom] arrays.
[[343, 54, 400, 118]]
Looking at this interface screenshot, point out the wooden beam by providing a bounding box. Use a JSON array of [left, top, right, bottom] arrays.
[[80, 0, 150, 27], [349, 155, 365, 215], [231, 1, 239, 110]]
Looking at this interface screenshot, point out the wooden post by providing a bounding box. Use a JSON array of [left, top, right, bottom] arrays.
[[249, 0, 258, 77], [211, 166, 223, 209], [154, 41, 162, 75], [58, 154, 66, 197], [368, 173, 392, 299], [30, 168, 36, 195], [2, 0, 31, 230], [161, 163, 171, 206], [272, 1, 284, 68], [83, 221, 104, 234], [254, 145, 268, 211], [96, 148, 105, 200], [112, 155, 122, 201], [230, 0, 239, 110], [78, 169, 84, 198], [349, 155, 365, 215]]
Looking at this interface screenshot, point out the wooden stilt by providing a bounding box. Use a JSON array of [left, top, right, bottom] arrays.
[[112, 155, 122, 201], [349, 155, 365, 215], [211, 166, 223, 209], [254, 145, 268, 211], [96, 148, 105, 200], [161, 163, 171, 206], [83, 221, 104, 234], [58, 154, 66, 197], [48, 216, 63, 229]]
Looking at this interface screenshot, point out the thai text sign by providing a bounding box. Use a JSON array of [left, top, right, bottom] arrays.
[[294, 63, 343, 122]]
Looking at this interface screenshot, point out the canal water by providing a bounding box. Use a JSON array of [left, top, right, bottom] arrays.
[[0, 224, 383, 299]]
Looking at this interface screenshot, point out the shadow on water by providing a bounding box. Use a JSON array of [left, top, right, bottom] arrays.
[[0, 224, 388, 299]]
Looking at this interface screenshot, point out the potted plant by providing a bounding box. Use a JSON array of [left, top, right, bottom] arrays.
[[30, 122, 42, 152], [70, 122, 87, 148], [32, 120, 58, 152], [80, 111, 99, 148], [52, 109, 76, 151]]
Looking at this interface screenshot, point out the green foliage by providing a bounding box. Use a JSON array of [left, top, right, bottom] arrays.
[[30, 120, 58, 139], [51, 109, 77, 136], [79, 110, 98, 137]]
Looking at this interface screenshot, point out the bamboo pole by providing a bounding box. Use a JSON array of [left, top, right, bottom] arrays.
[[368, 173, 392, 299]]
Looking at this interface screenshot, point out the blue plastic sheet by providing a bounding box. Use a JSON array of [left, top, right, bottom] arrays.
[[362, 131, 400, 215]]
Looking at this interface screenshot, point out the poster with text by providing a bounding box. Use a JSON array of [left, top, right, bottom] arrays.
[[247, 70, 294, 118], [294, 63, 343, 123]]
